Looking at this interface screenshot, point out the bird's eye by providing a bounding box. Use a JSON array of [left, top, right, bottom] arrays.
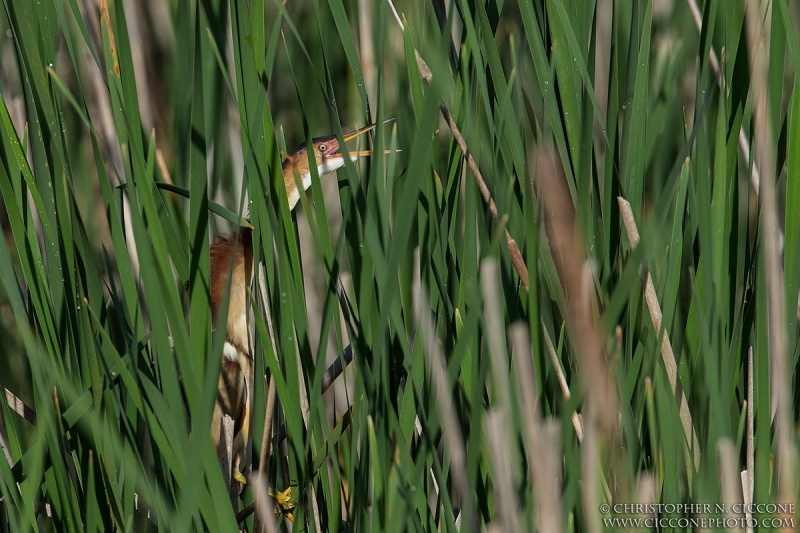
[[318, 144, 327, 152]]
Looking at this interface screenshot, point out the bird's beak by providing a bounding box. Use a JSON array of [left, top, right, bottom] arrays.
[[341, 123, 377, 158], [342, 123, 377, 142]]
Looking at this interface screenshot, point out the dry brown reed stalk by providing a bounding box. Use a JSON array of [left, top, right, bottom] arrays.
[[718, 439, 745, 533], [482, 259, 521, 533], [484, 411, 522, 533], [743, 0, 796, 515], [535, 146, 620, 533], [252, 472, 280, 533], [581, 421, 602, 533], [617, 196, 700, 477], [510, 322, 565, 533], [416, 283, 475, 528], [387, 4, 530, 291], [739, 348, 755, 533], [482, 259, 513, 413], [593, 0, 612, 128], [438, 105, 530, 290], [1, 387, 156, 522], [0, 390, 55, 519], [539, 317, 584, 441], [743, 347, 754, 506], [536, 148, 618, 435], [408, 250, 446, 512], [358, 0, 377, 107], [122, 0, 154, 133], [79, 0, 141, 282], [537, 420, 565, 532], [635, 473, 656, 514], [220, 413, 235, 501], [254, 267, 279, 530], [289, 322, 323, 533], [741, 465, 754, 533]]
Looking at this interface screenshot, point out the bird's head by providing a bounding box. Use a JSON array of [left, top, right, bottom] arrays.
[[282, 124, 376, 209]]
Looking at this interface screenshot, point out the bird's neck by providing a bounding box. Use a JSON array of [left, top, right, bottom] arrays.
[[282, 156, 352, 210]]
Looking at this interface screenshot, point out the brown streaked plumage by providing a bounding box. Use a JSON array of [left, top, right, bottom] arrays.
[[209, 124, 375, 486]]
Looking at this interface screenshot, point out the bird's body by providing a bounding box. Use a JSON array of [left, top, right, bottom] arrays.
[[209, 125, 375, 485], [209, 226, 253, 485]]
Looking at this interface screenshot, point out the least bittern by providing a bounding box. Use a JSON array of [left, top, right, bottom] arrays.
[[209, 124, 376, 486]]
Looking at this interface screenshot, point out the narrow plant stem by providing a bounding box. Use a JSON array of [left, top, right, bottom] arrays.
[[320, 345, 353, 394], [636, 474, 656, 517], [290, 324, 323, 533], [744, 0, 795, 510], [252, 472, 280, 533], [418, 286, 475, 528], [718, 439, 744, 526], [539, 318, 584, 441], [510, 323, 565, 533], [482, 259, 521, 532], [741, 468, 754, 533], [618, 196, 700, 475], [741, 350, 755, 533], [581, 422, 601, 533], [221, 414, 236, 501], [747, 346, 754, 499], [485, 411, 521, 533], [3, 388, 37, 424], [255, 266, 279, 531], [685, 0, 761, 193]]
